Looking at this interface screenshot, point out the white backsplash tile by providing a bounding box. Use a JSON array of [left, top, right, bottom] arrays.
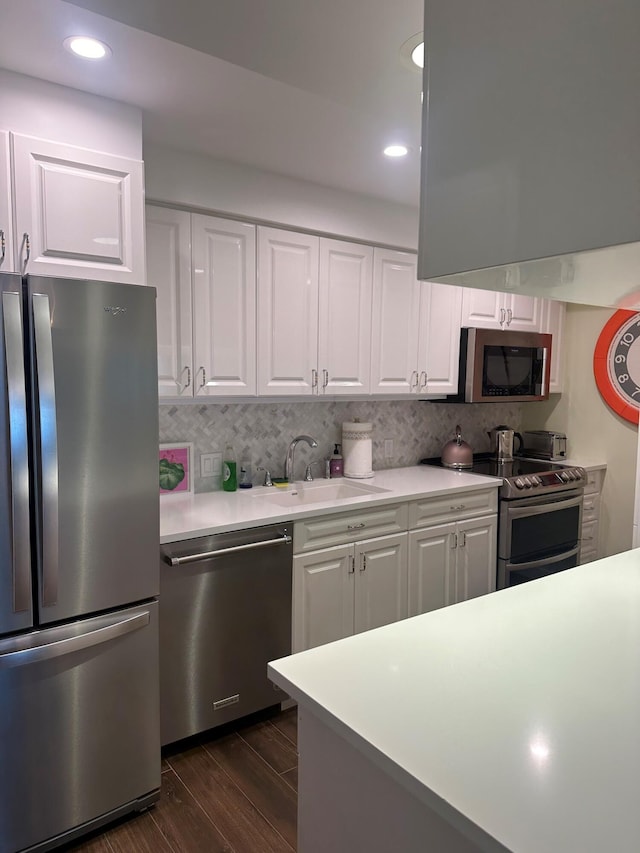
[[159, 400, 524, 492]]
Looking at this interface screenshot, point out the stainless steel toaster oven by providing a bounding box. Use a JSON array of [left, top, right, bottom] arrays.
[[521, 430, 567, 461]]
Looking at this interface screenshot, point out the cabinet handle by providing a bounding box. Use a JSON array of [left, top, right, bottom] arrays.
[[22, 233, 30, 270], [360, 554, 367, 572], [507, 308, 513, 325], [197, 366, 206, 389], [459, 531, 466, 548], [0, 229, 5, 265], [322, 368, 328, 389], [410, 369, 419, 390], [449, 504, 466, 511], [178, 365, 191, 393], [450, 533, 458, 549], [419, 370, 427, 390], [311, 368, 318, 389], [348, 555, 355, 574], [347, 522, 366, 530], [499, 308, 506, 328]]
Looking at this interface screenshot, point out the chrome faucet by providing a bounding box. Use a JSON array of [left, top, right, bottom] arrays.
[[284, 434, 318, 483]]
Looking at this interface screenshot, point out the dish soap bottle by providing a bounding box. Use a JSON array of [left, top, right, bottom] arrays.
[[329, 443, 343, 478], [222, 444, 237, 492]]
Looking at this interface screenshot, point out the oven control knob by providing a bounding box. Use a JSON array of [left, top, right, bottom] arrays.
[[567, 470, 576, 480], [522, 477, 532, 488], [559, 471, 570, 482], [531, 476, 542, 486], [514, 477, 525, 489]]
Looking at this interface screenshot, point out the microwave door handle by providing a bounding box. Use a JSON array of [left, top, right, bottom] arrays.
[[2, 291, 31, 613], [32, 293, 59, 607]]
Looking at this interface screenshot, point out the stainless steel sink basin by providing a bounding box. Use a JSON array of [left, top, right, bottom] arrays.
[[248, 480, 389, 507]]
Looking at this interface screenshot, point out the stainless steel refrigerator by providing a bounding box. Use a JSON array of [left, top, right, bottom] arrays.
[[0, 273, 160, 853]]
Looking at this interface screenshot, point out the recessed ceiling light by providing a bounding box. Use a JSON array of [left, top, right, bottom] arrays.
[[63, 36, 111, 60], [400, 32, 424, 72], [384, 145, 409, 158]]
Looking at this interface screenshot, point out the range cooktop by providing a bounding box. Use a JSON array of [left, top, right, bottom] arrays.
[[420, 454, 587, 499]]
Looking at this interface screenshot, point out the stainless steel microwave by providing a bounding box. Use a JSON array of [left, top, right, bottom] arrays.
[[447, 328, 552, 403]]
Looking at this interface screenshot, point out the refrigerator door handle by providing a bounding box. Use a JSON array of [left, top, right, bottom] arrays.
[[0, 610, 150, 668], [32, 293, 59, 607], [2, 291, 31, 613]]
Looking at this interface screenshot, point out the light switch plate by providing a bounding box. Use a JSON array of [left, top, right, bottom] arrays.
[[200, 452, 222, 477], [384, 439, 394, 459]]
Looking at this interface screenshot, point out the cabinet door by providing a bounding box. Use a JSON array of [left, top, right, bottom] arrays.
[[257, 227, 319, 395], [460, 288, 504, 329], [192, 215, 256, 396], [453, 515, 497, 604], [408, 524, 456, 616], [0, 131, 14, 271], [370, 249, 421, 393], [504, 293, 542, 331], [540, 298, 566, 393], [318, 238, 372, 395], [12, 133, 144, 284], [293, 546, 354, 653], [418, 282, 463, 395], [146, 206, 192, 397], [354, 533, 408, 635]]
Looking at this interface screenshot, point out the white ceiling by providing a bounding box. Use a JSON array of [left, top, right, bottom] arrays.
[[0, 0, 424, 207]]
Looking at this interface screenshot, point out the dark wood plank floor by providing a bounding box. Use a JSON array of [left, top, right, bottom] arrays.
[[62, 707, 298, 853]]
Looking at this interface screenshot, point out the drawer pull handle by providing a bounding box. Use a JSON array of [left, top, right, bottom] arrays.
[[347, 522, 366, 530], [449, 504, 466, 511]]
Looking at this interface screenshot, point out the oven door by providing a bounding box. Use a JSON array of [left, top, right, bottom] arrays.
[[498, 491, 583, 589]]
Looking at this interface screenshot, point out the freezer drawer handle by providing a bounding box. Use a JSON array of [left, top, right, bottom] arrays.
[[0, 611, 150, 668], [33, 293, 59, 607], [2, 291, 31, 613], [164, 533, 293, 567]]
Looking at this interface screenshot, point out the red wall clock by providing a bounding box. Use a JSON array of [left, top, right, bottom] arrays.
[[593, 310, 640, 425]]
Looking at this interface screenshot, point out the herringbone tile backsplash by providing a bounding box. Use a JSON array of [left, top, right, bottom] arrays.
[[159, 400, 524, 492]]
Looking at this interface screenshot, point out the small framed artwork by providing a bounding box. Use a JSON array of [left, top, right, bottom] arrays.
[[159, 443, 194, 496]]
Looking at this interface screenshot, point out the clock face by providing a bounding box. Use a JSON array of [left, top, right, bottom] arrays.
[[593, 309, 640, 425]]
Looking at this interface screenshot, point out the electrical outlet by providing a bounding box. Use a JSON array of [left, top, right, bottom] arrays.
[[384, 439, 393, 459], [200, 452, 222, 477]]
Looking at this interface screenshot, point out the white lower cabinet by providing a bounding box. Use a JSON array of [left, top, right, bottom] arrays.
[[408, 515, 497, 615], [580, 466, 605, 564], [293, 533, 408, 653]]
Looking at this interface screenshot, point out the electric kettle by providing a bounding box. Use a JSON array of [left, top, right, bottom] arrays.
[[487, 425, 523, 462]]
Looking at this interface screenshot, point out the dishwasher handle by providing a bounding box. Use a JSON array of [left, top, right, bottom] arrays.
[[163, 533, 293, 567]]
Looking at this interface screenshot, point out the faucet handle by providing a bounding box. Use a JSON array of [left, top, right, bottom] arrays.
[[304, 460, 324, 482], [257, 467, 273, 487]]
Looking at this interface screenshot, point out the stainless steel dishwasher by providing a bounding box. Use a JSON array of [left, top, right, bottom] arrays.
[[159, 522, 293, 745]]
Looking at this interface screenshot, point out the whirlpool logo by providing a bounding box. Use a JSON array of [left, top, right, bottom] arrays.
[[103, 306, 127, 316]]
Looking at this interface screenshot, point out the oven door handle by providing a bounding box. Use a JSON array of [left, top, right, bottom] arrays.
[[506, 493, 583, 519], [506, 545, 581, 573]]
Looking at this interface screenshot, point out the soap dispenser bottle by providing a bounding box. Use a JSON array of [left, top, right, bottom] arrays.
[[329, 443, 343, 478], [222, 444, 237, 492]]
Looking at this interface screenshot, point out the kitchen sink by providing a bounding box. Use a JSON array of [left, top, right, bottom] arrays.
[[248, 480, 390, 507]]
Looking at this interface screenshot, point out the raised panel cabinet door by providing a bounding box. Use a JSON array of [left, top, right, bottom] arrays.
[[540, 298, 566, 392], [460, 287, 504, 329], [192, 214, 256, 396], [418, 282, 463, 395], [11, 133, 145, 284], [318, 238, 372, 395], [370, 249, 421, 394], [407, 524, 456, 617], [354, 533, 408, 635], [145, 206, 193, 397], [504, 293, 542, 331], [0, 131, 14, 271], [292, 546, 354, 653], [257, 227, 319, 395], [453, 515, 497, 604]]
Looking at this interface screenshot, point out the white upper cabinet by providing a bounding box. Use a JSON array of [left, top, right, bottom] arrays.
[[146, 206, 192, 397], [540, 299, 567, 393], [318, 239, 372, 395], [257, 227, 319, 395], [0, 132, 14, 272], [12, 134, 145, 284], [371, 249, 462, 395], [461, 288, 542, 331], [192, 215, 256, 396]]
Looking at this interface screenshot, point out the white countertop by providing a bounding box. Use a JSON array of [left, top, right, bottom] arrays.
[[160, 465, 501, 543], [269, 550, 640, 852]]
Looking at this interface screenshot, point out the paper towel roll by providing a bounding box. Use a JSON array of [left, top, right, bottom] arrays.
[[342, 421, 373, 479]]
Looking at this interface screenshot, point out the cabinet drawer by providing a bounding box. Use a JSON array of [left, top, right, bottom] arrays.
[[409, 488, 498, 529], [581, 519, 599, 552], [582, 492, 600, 523], [580, 547, 599, 565], [584, 468, 605, 495], [293, 503, 408, 553]]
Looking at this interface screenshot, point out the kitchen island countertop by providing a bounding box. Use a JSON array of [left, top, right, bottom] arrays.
[[269, 548, 640, 852], [160, 464, 501, 544]]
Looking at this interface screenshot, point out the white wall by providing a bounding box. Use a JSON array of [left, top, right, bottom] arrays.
[[523, 303, 638, 557], [0, 69, 142, 158], [144, 143, 419, 249]]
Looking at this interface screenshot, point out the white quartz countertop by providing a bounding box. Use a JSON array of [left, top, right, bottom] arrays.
[[160, 465, 501, 543], [269, 550, 640, 852]]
